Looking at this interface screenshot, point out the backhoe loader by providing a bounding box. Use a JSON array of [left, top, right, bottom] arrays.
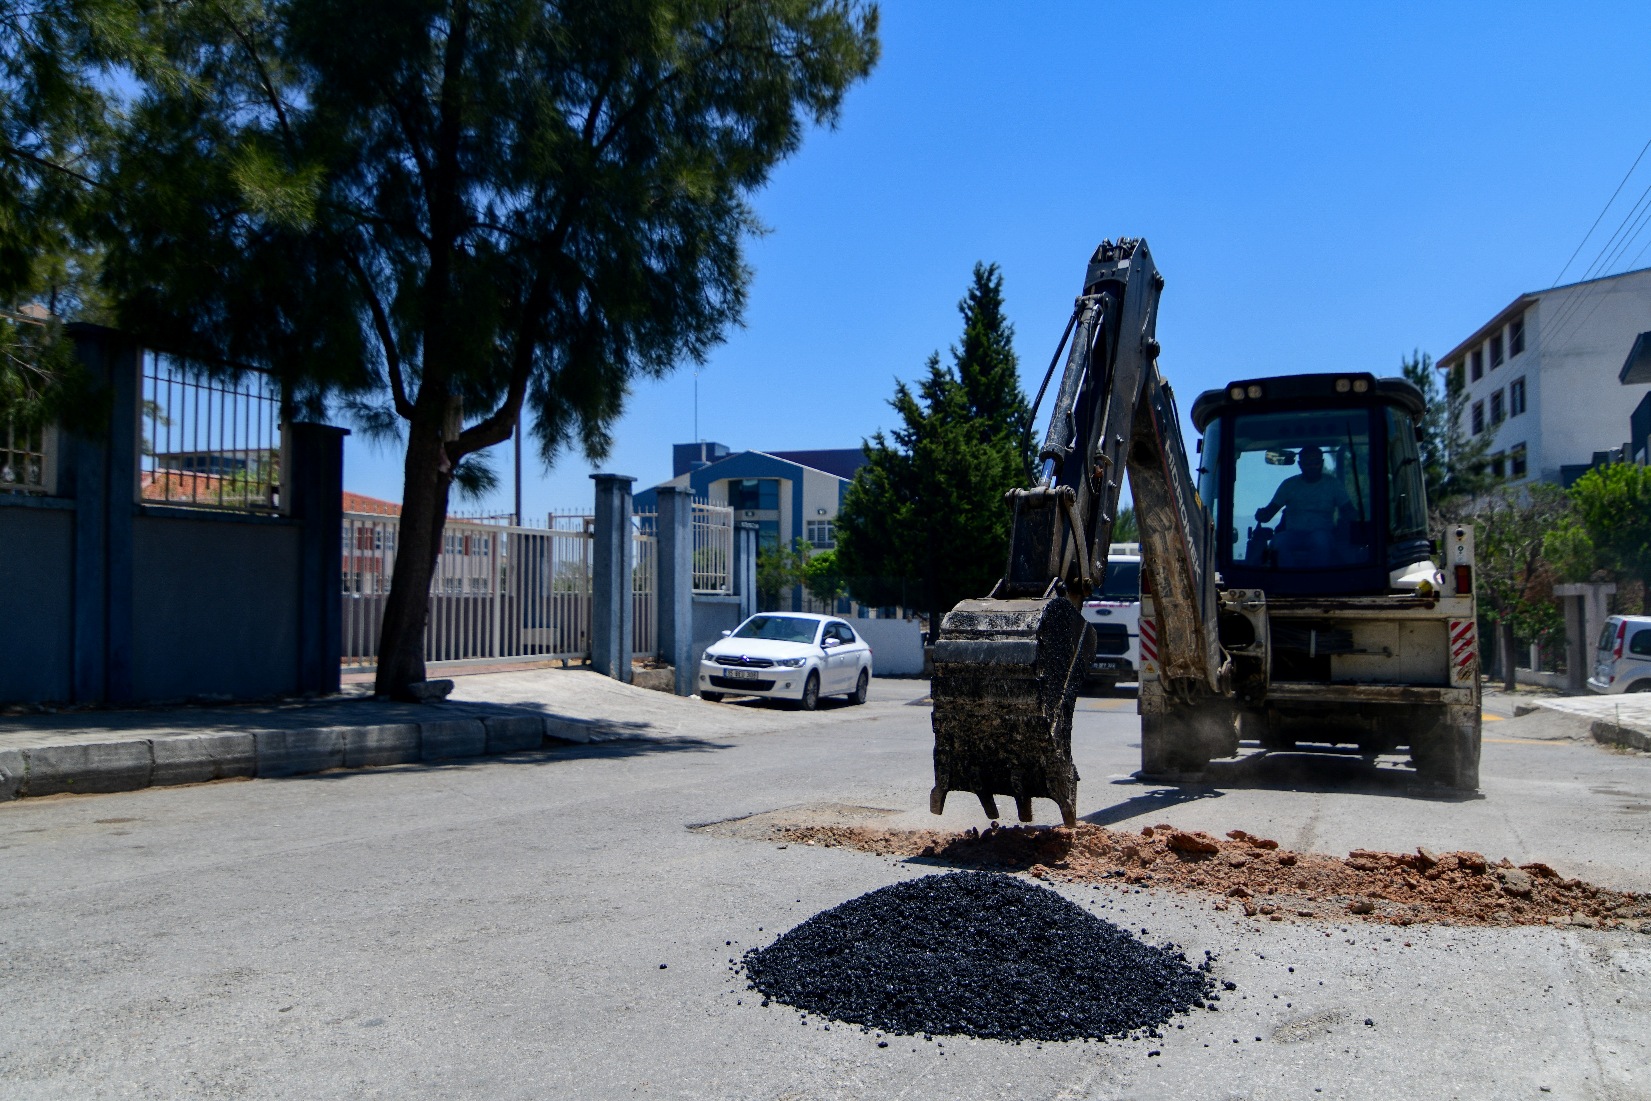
[[930, 239, 1480, 827]]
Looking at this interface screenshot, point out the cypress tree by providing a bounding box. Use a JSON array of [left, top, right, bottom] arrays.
[[837, 263, 1032, 634]]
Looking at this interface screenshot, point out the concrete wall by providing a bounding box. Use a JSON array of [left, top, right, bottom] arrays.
[[131, 515, 302, 700], [848, 617, 925, 676], [0, 504, 75, 702]]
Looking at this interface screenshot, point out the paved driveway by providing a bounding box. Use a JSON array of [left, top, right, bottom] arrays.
[[1, 676, 1647, 1100]]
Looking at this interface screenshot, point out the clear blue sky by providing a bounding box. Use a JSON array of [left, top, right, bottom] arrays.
[[341, 3, 1651, 518]]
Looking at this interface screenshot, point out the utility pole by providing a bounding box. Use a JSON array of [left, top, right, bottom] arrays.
[[513, 410, 523, 526]]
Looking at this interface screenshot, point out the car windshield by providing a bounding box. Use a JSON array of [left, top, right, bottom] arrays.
[[731, 615, 819, 644], [1100, 560, 1140, 600]]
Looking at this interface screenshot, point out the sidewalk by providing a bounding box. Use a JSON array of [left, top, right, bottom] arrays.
[[0, 667, 820, 803], [1516, 693, 1651, 753]]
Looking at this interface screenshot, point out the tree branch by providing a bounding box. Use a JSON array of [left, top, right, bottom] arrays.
[[0, 141, 104, 190], [336, 240, 414, 419]]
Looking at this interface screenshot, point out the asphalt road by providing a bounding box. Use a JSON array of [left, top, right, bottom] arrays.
[[2, 678, 1648, 1100]]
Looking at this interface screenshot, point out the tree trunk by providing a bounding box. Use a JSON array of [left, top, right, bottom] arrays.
[[374, 414, 456, 699], [1500, 620, 1517, 694]]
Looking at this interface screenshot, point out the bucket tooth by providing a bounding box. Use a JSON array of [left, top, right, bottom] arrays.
[[930, 595, 1094, 826]]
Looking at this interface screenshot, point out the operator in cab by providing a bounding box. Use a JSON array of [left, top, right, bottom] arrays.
[[1253, 445, 1352, 564]]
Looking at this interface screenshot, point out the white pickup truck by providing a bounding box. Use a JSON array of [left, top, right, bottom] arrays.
[[1081, 543, 1141, 695]]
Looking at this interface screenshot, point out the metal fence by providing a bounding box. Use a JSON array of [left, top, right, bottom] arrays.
[[0, 419, 51, 495], [141, 353, 282, 511], [633, 509, 658, 656], [692, 500, 734, 593], [342, 509, 658, 671]]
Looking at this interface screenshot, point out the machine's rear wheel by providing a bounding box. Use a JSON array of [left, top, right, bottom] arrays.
[[1140, 692, 1235, 781], [1409, 703, 1481, 790]]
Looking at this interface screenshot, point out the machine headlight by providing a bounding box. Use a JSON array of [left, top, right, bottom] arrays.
[[775, 657, 807, 668]]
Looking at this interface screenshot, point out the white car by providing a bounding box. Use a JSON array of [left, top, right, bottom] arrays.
[[1081, 547, 1141, 693], [698, 613, 873, 710], [1587, 614, 1651, 694]]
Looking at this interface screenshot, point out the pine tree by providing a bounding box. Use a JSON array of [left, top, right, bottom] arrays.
[[837, 264, 1031, 634], [1401, 349, 1490, 509]]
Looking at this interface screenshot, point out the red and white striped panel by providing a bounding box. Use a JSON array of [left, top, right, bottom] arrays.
[[1449, 619, 1477, 686], [1139, 616, 1159, 678]]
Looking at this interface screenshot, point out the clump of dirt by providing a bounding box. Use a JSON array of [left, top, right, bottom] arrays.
[[771, 822, 1651, 930]]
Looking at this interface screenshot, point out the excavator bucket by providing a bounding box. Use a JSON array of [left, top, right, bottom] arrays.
[[929, 595, 1094, 827]]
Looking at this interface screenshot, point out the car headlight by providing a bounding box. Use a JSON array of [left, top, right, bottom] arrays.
[[774, 657, 806, 668]]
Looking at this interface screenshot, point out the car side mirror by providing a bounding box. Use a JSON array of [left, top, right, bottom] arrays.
[[720, 630, 731, 637], [823, 638, 841, 649]]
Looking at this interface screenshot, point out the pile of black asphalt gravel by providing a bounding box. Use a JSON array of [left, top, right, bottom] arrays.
[[741, 871, 1218, 1042]]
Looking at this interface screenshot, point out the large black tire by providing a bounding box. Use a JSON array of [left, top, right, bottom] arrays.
[[1140, 697, 1234, 780], [1409, 703, 1481, 790], [796, 671, 820, 712], [700, 691, 723, 703], [850, 668, 869, 705]]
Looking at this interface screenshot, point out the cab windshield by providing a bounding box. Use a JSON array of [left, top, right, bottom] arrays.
[[1224, 408, 1375, 570], [732, 615, 820, 644], [1099, 560, 1140, 600]]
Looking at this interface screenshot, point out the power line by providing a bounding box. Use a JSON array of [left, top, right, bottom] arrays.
[[1551, 135, 1651, 287], [1536, 167, 1651, 360]]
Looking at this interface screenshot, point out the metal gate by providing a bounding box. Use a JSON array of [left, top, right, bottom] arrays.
[[342, 511, 658, 672]]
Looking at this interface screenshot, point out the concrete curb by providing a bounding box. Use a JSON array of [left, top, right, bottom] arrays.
[[0, 747, 24, 801], [151, 732, 257, 786], [22, 741, 153, 797], [1593, 719, 1651, 753], [0, 709, 577, 805]]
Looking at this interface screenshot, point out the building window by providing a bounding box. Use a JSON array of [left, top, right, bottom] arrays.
[[1510, 377, 1526, 416], [1510, 443, 1527, 479], [1509, 313, 1525, 356], [1471, 400, 1485, 435], [806, 519, 835, 547], [1490, 451, 1506, 480], [731, 478, 780, 512], [1490, 330, 1504, 369], [1470, 348, 1484, 381], [1490, 389, 1504, 426]]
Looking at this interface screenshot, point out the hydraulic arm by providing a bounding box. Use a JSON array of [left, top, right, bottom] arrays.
[[929, 238, 1222, 826]]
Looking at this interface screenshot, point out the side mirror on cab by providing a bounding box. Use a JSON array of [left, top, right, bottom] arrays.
[[720, 630, 731, 637]]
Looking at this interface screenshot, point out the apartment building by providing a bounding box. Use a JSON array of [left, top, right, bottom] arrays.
[[1438, 267, 1651, 484]]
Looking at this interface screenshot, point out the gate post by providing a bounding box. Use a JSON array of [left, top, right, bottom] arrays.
[[286, 422, 349, 695], [656, 485, 694, 695], [590, 473, 635, 682], [733, 521, 759, 620]]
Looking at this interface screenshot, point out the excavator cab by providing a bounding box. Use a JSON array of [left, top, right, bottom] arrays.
[[1190, 375, 1432, 598]]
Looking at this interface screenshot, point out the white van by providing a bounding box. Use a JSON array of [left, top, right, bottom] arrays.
[[1587, 614, 1651, 694], [1081, 544, 1141, 694]]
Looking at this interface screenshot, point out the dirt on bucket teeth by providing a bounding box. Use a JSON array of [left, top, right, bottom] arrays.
[[768, 822, 1651, 931]]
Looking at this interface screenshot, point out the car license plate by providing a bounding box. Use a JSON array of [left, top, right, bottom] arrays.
[[726, 668, 759, 680]]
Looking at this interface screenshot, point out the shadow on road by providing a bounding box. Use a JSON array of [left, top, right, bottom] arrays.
[[1080, 784, 1226, 826], [266, 733, 735, 787], [1090, 746, 1485, 809]]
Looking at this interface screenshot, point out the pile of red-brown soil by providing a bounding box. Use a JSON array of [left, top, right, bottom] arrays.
[[772, 822, 1651, 931]]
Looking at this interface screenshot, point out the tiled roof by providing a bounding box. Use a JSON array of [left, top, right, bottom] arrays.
[[343, 490, 400, 515]]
